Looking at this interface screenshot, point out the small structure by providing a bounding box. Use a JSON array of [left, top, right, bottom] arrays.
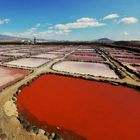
[[33, 37, 37, 44]]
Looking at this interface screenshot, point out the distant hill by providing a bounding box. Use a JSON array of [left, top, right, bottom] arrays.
[[0, 34, 29, 41], [96, 38, 113, 43]]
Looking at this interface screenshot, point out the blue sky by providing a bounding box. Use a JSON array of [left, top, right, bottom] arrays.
[[0, 0, 140, 40]]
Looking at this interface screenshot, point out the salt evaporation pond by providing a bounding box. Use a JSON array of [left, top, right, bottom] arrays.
[[4, 52, 28, 57], [0, 66, 29, 90], [6, 58, 50, 68], [17, 74, 140, 140], [0, 55, 12, 62], [133, 65, 140, 72], [118, 58, 140, 64], [52, 61, 118, 78], [67, 55, 104, 62], [32, 53, 63, 59]]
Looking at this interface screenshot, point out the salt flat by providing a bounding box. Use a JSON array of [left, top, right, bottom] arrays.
[[31, 53, 63, 59], [4, 52, 28, 57], [6, 58, 50, 68], [53, 61, 118, 78]]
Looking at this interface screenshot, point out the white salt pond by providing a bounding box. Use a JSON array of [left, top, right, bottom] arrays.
[[6, 58, 50, 68], [53, 61, 118, 78], [31, 53, 63, 59], [77, 49, 95, 51], [4, 52, 28, 57]]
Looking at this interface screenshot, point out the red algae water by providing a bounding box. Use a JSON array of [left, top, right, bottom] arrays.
[[17, 74, 140, 140]]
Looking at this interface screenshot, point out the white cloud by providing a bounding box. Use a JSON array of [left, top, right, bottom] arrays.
[[4, 17, 106, 39], [4, 24, 40, 38], [119, 17, 138, 24], [54, 17, 106, 31], [103, 14, 119, 20], [0, 19, 10, 24], [35, 23, 41, 28], [4, 28, 70, 39], [123, 31, 129, 36], [77, 18, 96, 22]]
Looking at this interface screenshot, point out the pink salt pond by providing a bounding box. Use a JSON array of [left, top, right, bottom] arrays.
[[52, 61, 118, 78], [0, 66, 29, 90], [77, 49, 95, 52], [72, 52, 98, 56], [31, 53, 63, 59], [132, 65, 140, 72], [111, 52, 140, 58], [67, 54, 104, 62], [57, 48, 74, 52], [6, 58, 50, 68], [118, 58, 140, 64], [3, 52, 29, 57], [135, 67, 140, 72], [47, 51, 67, 55], [0, 55, 12, 62], [111, 54, 139, 58]]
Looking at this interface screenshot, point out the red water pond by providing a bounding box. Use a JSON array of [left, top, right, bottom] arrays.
[[17, 74, 140, 140]]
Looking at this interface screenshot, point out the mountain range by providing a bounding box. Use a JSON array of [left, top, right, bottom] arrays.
[[0, 34, 113, 42], [0, 34, 29, 41], [96, 38, 113, 43]]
